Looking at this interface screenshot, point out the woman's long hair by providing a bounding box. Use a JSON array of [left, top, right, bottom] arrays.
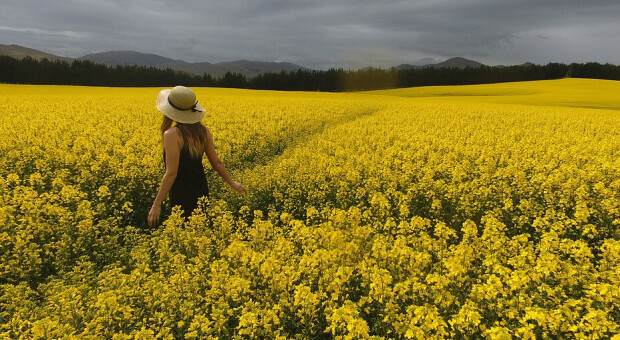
[[161, 116, 208, 159]]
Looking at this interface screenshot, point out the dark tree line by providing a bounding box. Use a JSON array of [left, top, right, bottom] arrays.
[[0, 56, 211, 87], [1, 55, 619, 91], [249, 63, 573, 91]]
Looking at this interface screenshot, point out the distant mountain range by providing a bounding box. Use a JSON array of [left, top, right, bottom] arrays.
[[0, 44, 73, 63], [77, 50, 309, 77], [0, 44, 309, 78], [2, 43, 523, 78], [394, 57, 485, 70]]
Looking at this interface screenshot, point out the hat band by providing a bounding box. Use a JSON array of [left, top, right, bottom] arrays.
[[168, 96, 202, 112]]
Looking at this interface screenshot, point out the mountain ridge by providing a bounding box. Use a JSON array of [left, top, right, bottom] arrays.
[[78, 51, 310, 77], [395, 57, 485, 70], [2, 44, 532, 77], [0, 44, 73, 62], [78, 50, 182, 67], [0, 44, 310, 78]]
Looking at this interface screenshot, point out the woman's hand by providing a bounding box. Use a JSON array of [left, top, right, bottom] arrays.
[[148, 203, 162, 227], [231, 181, 248, 194]]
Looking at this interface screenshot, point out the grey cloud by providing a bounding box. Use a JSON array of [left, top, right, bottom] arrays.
[[1, 0, 619, 68]]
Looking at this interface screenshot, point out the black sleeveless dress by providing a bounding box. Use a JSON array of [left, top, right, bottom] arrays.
[[163, 146, 209, 217]]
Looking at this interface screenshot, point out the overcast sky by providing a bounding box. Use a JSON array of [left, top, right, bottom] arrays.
[[2, 0, 619, 69]]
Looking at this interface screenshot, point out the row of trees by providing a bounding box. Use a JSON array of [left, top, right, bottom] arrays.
[[1, 55, 619, 91], [0, 56, 206, 87]]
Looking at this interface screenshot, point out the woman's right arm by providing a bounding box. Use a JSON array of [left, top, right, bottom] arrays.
[[148, 129, 181, 227]]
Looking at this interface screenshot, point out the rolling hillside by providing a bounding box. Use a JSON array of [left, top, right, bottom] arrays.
[[78, 51, 309, 77], [1, 44, 309, 77], [0, 44, 73, 62]]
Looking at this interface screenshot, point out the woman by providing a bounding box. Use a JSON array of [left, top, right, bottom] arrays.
[[148, 86, 247, 227]]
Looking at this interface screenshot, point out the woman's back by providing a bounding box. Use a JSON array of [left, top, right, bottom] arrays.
[[163, 142, 209, 216]]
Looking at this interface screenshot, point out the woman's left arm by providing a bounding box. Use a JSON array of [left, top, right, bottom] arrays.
[[204, 128, 247, 194], [148, 129, 180, 227]]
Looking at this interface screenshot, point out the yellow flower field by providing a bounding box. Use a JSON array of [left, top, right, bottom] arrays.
[[1, 79, 619, 339]]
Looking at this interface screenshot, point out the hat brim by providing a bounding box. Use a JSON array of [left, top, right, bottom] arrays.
[[156, 89, 206, 124]]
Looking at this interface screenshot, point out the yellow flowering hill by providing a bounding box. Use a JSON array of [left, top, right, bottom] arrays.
[[1, 79, 619, 339]]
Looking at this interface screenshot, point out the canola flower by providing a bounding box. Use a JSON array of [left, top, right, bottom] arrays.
[[0, 79, 619, 339]]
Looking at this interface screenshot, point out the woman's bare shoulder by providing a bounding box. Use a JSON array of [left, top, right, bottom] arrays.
[[163, 126, 181, 138], [163, 127, 183, 149]]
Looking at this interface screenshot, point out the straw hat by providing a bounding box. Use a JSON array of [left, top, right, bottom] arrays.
[[156, 86, 205, 124]]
